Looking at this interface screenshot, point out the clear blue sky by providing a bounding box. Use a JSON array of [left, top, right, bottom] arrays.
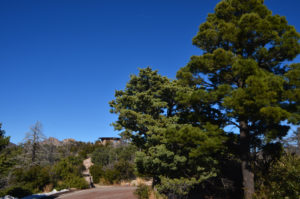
[[1, 0, 300, 144]]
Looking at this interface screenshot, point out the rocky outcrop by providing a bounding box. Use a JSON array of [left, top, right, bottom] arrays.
[[41, 137, 77, 146], [83, 157, 94, 188], [62, 138, 76, 145], [42, 137, 62, 146]]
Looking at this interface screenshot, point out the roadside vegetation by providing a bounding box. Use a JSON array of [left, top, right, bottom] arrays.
[[0, 122, 139, 198], [0, 122, 91, 197], [90, 143, 136, 184]]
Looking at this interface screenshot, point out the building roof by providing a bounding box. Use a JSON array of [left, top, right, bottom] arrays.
[[98, 137, 121, 141]]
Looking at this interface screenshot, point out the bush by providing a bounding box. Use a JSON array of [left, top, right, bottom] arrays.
[[53, 157, 83, 179], [156, 177, 200, 199], [53, 157, 88, 190], [90, 165, 103, 183], [255, 153, 300, 199], [103, 169, 120, 184], [24, 165, 50, 191], [56, 175, 88, 190], [2, 186, 32, 198], [9, 165, 50, 193], [114, 160, 135, 181], [134, 184, 150, 199]]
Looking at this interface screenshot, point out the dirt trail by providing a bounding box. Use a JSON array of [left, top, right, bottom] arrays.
[[82, 157, 94, 186], [55, 186, 137, 199]]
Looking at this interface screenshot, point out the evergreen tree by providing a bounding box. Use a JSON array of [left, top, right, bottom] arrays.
[[0, 123, 9, 152], [0, 123, 11, 188], [110, 68, 227, 198], [110, 67, 178, 148], [177, 0, 300, 198]]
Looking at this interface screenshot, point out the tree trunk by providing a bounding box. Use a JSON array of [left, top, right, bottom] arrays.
[[32, 142, 37, 163], [240, 120, 254, 199]]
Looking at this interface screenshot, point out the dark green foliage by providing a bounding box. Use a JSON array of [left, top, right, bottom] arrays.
[[91, 145, 112, 167], [176, 0, 300, 198], [0, 145, 21, 189], [0, 124, 21, 191], [91, 143, 136, 184], [55, 175, 88, 190], [99, 161, 135, 184], [53, 157, 83, 178], [114, 159, 135, 180], [102, 169, 120, 184], [77, 142, 97, 159], [0, 123, 10, 152], [53, 156, 88, 189], [9, 165, 50, 194], [134, 184, 150, 199], [110, 68, 228, 197], [23, 166, 50, 192], [1, 186, 32, 198], [255, 153, 300, 199], [110, 1, 300, 197], [110, 67, 179, 148], [89, 165, 103, 183], [177, 0, 300, 144]]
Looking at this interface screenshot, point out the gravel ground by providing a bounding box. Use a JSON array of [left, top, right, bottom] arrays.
[[54, 186, 137, 199]]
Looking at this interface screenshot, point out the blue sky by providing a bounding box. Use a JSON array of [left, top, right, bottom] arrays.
[[1, 0, 300, 144]]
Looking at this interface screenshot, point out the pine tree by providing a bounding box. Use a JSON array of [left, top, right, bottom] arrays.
[[110, 67, 178, 149], [0, 123, 9, 152], [110, 68, 227, 198], [177, 0, 300, 198], [0, 123, 11, 188]]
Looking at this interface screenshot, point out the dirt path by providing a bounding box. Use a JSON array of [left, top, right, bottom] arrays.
[[82, 157, 93, 186], [55, 186, 137, 199]]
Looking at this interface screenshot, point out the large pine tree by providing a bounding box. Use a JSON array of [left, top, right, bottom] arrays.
[[110, 68, 227, 198], [177, 0, 300, 198]]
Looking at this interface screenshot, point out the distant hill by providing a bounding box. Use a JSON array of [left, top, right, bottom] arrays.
[[7, 142, 16, 147], [41, 137, 77, 146]]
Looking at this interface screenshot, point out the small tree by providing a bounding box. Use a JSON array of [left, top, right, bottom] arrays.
[[23, 121, 46, 165]]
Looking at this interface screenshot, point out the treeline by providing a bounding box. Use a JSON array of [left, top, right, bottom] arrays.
[[0, 122, 89, 197], [0, 122, 137, 198], [0, 121, 140, 198]]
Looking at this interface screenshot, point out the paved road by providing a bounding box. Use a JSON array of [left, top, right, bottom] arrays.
[[55, 186, 137, 199]]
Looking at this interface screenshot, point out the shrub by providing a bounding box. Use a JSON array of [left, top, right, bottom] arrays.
[[3, 186, 32, 198], [9, 165, 50, 193], [53, 157, 88, 190], [56, 175, 88, 190], [90, 165, 103, 183], [24, 165, 50, 191], [255, 153, 300, 199], [134, 184, 150, 199], [103, 169, 120, 184], [114, 160, 135, 181]]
